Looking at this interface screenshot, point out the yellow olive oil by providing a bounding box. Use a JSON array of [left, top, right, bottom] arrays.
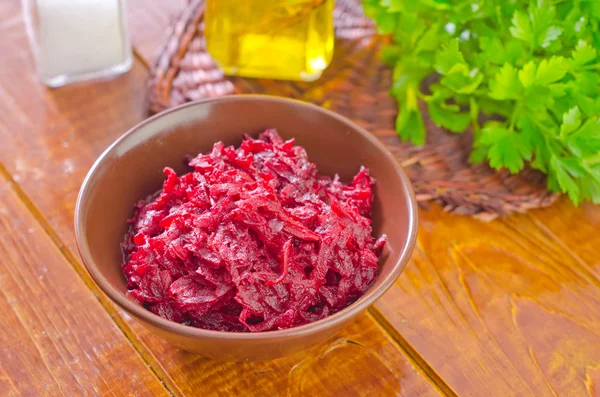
[[205, 0, 334, 81]]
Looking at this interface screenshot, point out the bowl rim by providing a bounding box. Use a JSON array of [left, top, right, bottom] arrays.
[[74, 94, 418, 340]]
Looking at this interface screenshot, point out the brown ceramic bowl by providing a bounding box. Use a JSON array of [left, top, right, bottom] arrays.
[[75, 95, 417, 361]]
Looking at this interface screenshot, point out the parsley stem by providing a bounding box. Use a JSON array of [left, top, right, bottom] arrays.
[[494, 6, 504, 30], [583, 163, 600, 186], [582, 64, 600, 70], [529, 116, 562, 158], [585, 156, 600, 167], [508, 101, 522, 131]]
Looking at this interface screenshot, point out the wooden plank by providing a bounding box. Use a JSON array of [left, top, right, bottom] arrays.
[[375, 205, 600, 397], [0, 3, 148, 251], [9, 0, 600, 395], [0, 177, 168, 397], [121, 313, 441, 397], [519, 197, 600, 280], [0, 2, 442, 396], [102, 1, 600, 395]]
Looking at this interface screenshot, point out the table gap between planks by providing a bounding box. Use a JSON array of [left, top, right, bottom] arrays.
[[0, 0, 599, 396]]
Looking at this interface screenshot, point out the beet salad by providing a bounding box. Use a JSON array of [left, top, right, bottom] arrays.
[[121, 129, 386, 332]]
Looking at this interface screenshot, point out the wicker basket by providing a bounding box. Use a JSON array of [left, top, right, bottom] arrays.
[[147, 0, 558, 220]]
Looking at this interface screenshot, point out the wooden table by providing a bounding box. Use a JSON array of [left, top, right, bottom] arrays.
[[1, 1, 599, 396]]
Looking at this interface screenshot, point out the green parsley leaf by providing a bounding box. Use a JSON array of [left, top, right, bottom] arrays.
[[394, 12, 426, 46], [419, 0, 450, 10], [367, 0, 600, 204], [518, 61, 536, 88], [381, 45, 402, 65], [381, 0, 403, 12], [396, 105, 425, 146], [489, 64, 522, 100], [572, 71, 600, 97], [560, 107, 582, 137], [478, 37, 506, 66], [571, 40, 597, 67], [518, 116, 550, 172], [440, 70, 484, 94], [550, 156, 581, 204], [434, 39, 465, 75], [529, 5, 562, 48], [535, 56, 568, 85], [396, 87, 426, 146], [566, 118, 600, 157], [414, 23, 441, 53], [427, 101, 471, 133], [510, 11, 534, 46], [372, 11, 398, 34], [480, 127, 532, 173], [580, 176, 600, 204], [542, 26, 563, 48]]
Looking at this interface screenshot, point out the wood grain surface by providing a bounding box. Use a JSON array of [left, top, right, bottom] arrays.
[[376, 205, 600, 396], [126, 1, 600, 396], [0, 1, 441, 396], [0, 177, 168, 396], [121, 314, 441, 397], [124, 1, 600, 396], [1, 0, 599, 396]]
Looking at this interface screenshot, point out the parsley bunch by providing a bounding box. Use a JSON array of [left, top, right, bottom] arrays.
[[363, 0, 600, 204]]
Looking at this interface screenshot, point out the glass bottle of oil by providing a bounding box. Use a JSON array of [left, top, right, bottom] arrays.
[[205, 0, 334, 81]]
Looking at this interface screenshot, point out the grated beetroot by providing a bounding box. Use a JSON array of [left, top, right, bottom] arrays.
[[121, 129, 386, 332]]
